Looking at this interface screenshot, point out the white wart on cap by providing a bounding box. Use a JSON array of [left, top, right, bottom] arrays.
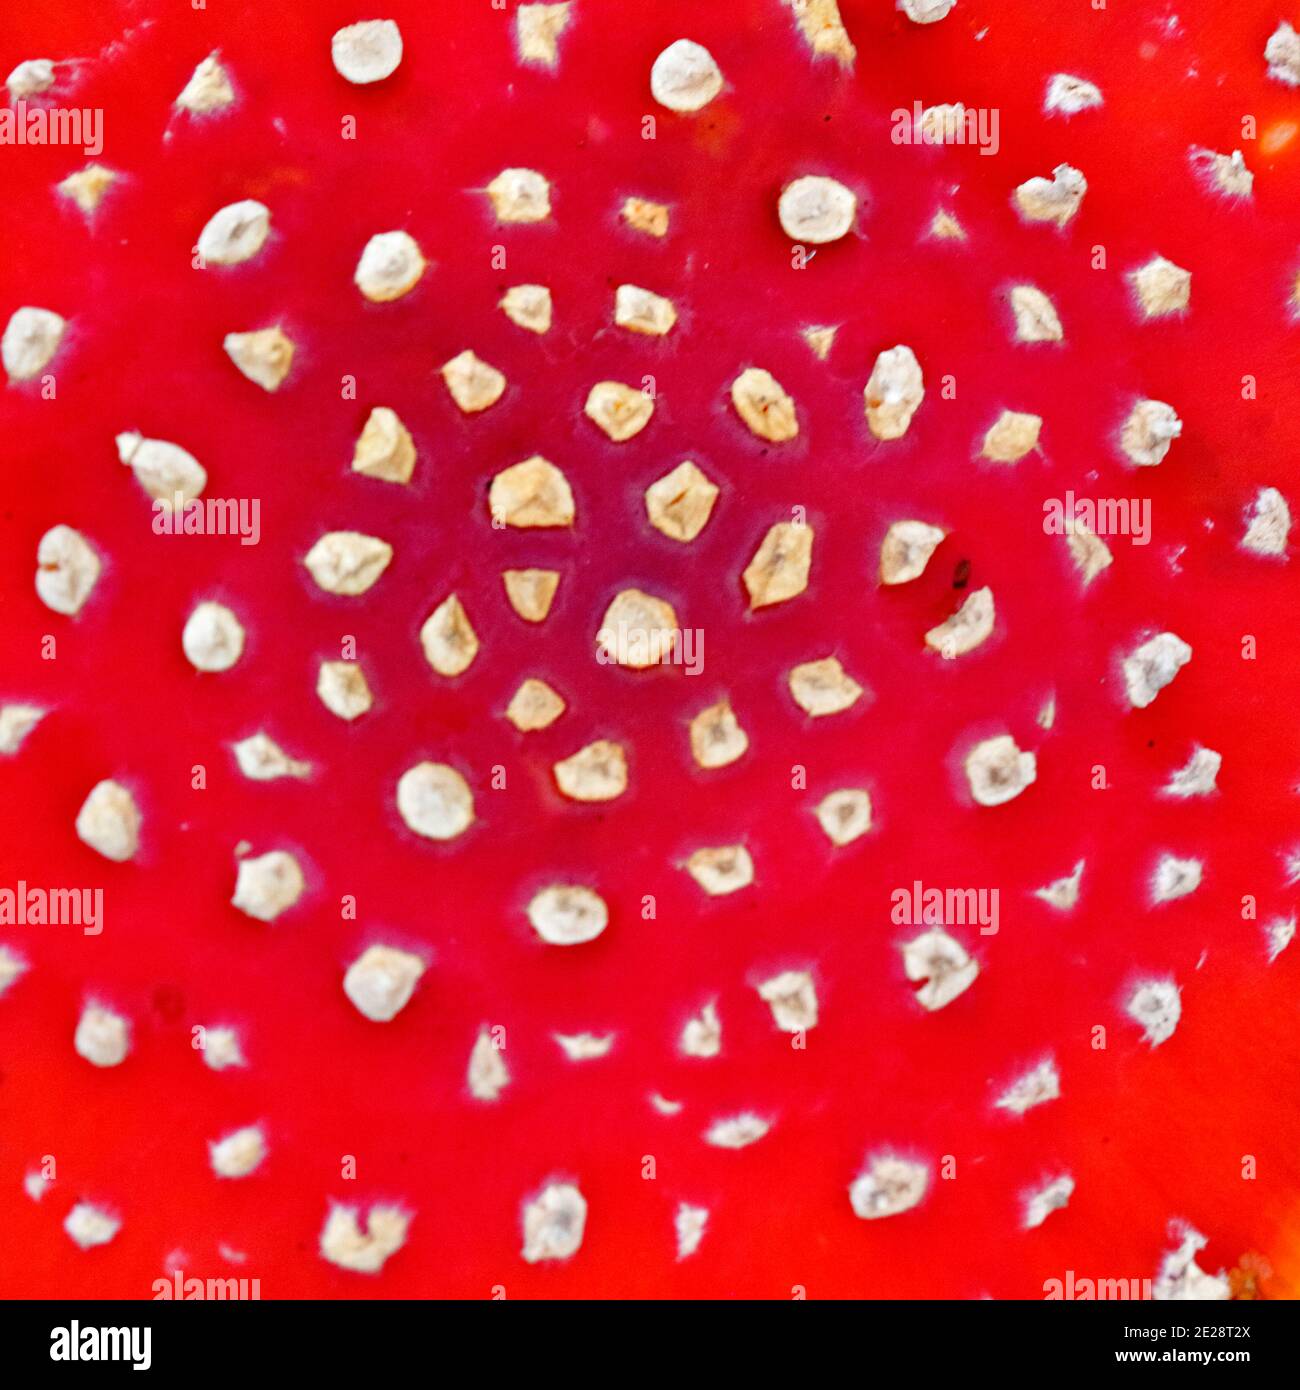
[[650, 40, 723, 112]]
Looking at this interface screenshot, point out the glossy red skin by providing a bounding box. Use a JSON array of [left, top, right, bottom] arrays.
[[0, 0, 1297, 1298]]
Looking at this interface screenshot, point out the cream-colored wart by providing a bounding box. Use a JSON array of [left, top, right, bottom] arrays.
[[396, 761, 474, 841], [354, 231, 425, 302], [1066, 523, 1113, 585], [344, 946, 425, 1022], [850, 1155, 928, 1220], [757, 970, 818, 1031], [500, 283, 552, 333], [965, 734, 1036, 806], [555, 1032, 615, 1059], [676, 1203, 709, 1260], [467, 1028, 510, 1101], [743, 521, 813, 608], [1241, 486, 1291, 557], [788, 657, 863, 717], [731, 367, 798, 442], [75, 780, 140, 862], [901, 927, 979, 1010], [1009, 285, 1063, 343], [1189, 147, 1253, 199], [900, 0, 955, 22], [801, 324, 838, 359], [0, 947, 27, 998], [1023, 1175, 1074, 1230], [584, 381, 654, 441], [303, 532, 393, 595], [224, 327, 294, 391], [317, 661, 373, 720], [650, 39, 723, 112], [320, 1203, 410, 1273], [1126, 978, 1180, 1046], [927, 209, 966, 240], [522, 1182, 587, 1262], [1123, 631, 1191, 708], [36, 525, 101, 616], [917, 103, 967, 143], [232, 850, 304, 922], [516, 3, 572, 66], [1162, 746, 1221, 798], [1265, 21, 1300, 85], [689, 700, 748, 769], [981, 409, 1041, 462], [65, 1203, 121, 1249], [331, 19, 403, 84], [1129, 255, 1191, 317], [1151, 853, 1203, 905], [704, 1113, 770, 1148], [352, 407, 415, 484], [614, 284, 678, 335], [232, 732, 311, 781], [684, 845, 754, 896], [1155, 1226, 1231, 1302], [502, 568, 560, 621], [57, 163, 117, 214], [0, 704, 45, 755], [506, 678, 565, 732], [441, 349, 506, 412], [183, 600, 245, 672], [1120, 399, 1182, 466], [490, 457, 575, 528], [75, 1003, 131, 1067], [995, 1059, 1060, 1115], [1044, 73, 1103, 116], [7, 58, 55, 99], [815, 788, 872, 845], [1013, 164, 1087, 228], [116, 431, 207, 506], [645, 461, 719, 542], [786, 0, 856, 66], [778, 175, 856, 244], [527, 886, 609, 945], [680, 1001, 721, 1057], [864, 345, 924, 440], [622, 196, 670, 237], [925, 586, 994, 657], [486, 167, 551, 223], [597, 588, 679, 668], [209, 1124, 267, 1178], [420, 594, 479, 676], [553, 740, 628, 802], [176, 52, 234, 113], [3, 306, 66, 381], [879, 519, 945, 584], [197, 199, 271, 266]]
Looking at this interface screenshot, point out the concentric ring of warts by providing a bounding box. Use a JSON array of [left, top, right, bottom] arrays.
[[485, 167, 551, 224], [352, 407, 416, 484], [526, 885, 609, 945], [815, 788, 872, 845], [3, 306, 66, 381], [232, 849, 305, 922], [849, 1155, 928, 1219], [879, 520, 946, 585], [1129, 255, 1191, 318], [730, 367, 798, 442], [864, 345, 925, 440], [331, 20, 403, 85], [553, 740, 628, 802], [689, 699, 749, 769], [75, 780, 140, 862], [317, 661, 373, 720], [1120, 399, 1182, 467], [182, 600, 246, 673], [224, 327, 295, 391], [778, 175, 856, 244], [684, 845, 754, 896], [788, 656, 863, 717], [901, 928, 979, 1011], [197, 199, 271, 266], [176, 52, 233, 113], [116, 431, 207, 507], [75, 1002, 131, 1067], [614, 284, 678, 335], [584, 381, 654, 441], [645, 461, 719, 542], [420, 594, 480, 677], [343, 945, 426, 1022], [743, 521, 813, 609], [320, 1203, 411, 1272], [596, 588, 679, 668], [1013, 164, 1087, 228], [1122, 631, 1192, 709], [756, 970, 818, 1031], [36, 525, 101, 616], [209, 1124, 267, 1178], [506, 677, 565, 732], [303, 531, 393, 595], [489, 457, 575, 528], [396, 761, 475, 841], [441, 349, 506, 412], [964, 734, 1036, 807], [354, 231, 426, 302], [925, 587, 995, 658], [650, 39, 723, 113]]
